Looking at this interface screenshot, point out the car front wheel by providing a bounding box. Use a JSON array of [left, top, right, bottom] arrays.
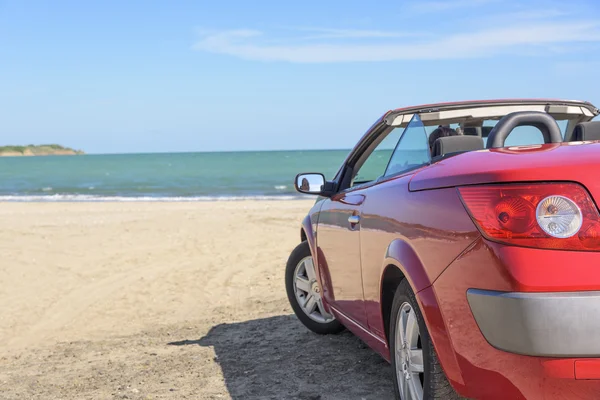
[[285, 241, 343, 335], [390, 280, 461, 400]]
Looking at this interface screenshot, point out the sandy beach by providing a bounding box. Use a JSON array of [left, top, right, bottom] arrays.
[[0, 201, 392, 399]]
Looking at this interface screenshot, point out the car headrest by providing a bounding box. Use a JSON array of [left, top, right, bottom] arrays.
[[462, 126, 494, 138], [431, 136, 484, 158], [463, 127, 480, 137], [486, 111, 562, 148], [571, 121, 600, 141]]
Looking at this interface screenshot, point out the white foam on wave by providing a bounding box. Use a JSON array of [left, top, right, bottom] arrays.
[[274, 185, 287, 190], [0, 194, 306, 202]]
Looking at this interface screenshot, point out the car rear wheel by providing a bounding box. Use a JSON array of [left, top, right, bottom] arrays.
[[285, 241, 343, 334], [390, 280, 461, 400]]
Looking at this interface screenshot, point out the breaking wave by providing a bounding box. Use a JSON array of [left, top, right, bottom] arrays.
[[0, 194, 306, 202]]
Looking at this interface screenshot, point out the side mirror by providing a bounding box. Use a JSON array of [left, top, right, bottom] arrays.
[[295, 173, 328, 195]]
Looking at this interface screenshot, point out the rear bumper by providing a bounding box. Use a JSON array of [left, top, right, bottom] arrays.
[[425, 238, 600, 399], [467, 289, 600, 357]]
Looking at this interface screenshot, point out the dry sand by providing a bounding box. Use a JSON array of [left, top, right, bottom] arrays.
[[0, 201, 393, 399]]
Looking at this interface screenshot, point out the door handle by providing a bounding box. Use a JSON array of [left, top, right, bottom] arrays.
[[348, 215, 360, 225]]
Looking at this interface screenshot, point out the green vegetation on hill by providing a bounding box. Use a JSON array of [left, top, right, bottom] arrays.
[[0, 144, 84, 156]]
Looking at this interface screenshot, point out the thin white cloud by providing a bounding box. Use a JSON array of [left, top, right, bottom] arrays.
[[507, 9, 569, 19], [193, 22, 600, 63], [471, 8, 571, 26], [407, 0, 499, 13], [293, 28, 426, 40]]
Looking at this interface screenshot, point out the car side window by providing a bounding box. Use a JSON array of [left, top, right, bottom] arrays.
[[384, 114, 429, 177], [351, 127, 404, 187]]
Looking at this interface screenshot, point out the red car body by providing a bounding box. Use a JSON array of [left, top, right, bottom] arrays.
[[296, 99, 600, 399]]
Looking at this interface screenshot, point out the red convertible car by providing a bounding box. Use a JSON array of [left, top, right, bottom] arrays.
[[285, 99, 600, 400]]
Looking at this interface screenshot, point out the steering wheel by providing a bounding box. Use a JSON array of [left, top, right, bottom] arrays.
[[486, 111, 563, 148]]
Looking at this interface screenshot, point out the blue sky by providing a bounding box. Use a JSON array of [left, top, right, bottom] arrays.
[[1, 0, 599, 154]]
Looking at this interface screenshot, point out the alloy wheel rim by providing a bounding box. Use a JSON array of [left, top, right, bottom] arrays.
[[293, 256, 334, 323], [395, 302, 424, 400]]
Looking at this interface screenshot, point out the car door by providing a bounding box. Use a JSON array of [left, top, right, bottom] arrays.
[[317, 125, 406, 328], [358, 115, 431, 336]]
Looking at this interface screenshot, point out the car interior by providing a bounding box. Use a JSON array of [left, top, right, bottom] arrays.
[[429, 111, 600, 160], [567, 120, 600, 141]]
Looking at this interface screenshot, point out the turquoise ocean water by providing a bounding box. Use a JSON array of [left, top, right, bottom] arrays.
[[0, 151, 352, 201]]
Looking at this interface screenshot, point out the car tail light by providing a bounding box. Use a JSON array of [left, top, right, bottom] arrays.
[[536, 195, 582, 238], [457, 183, 600, 251]]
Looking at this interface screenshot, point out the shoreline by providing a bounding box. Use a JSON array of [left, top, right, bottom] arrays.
[[0, 195, 312, 202], [0, 152, 83, 157]]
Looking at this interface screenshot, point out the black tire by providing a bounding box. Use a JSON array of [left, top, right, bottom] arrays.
[[285, 241, 344, 335], [390, 280, 462, 400]]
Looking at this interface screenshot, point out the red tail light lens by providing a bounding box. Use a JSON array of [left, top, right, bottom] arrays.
[[580, 222, 600, 248], [458, 183, 600, 251]]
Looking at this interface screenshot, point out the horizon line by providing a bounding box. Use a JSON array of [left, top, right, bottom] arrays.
[[77, 148, 354, 156]]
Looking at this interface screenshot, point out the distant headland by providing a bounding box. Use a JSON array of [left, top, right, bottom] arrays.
[[0, 144, 84, 157]]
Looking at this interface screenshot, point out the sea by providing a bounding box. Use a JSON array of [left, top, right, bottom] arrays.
[[0, 150, 351, 201]]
